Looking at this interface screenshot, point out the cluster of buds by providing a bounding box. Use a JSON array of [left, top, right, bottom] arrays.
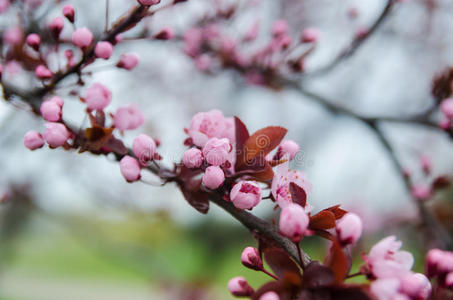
[[426, 248, 453, 289]]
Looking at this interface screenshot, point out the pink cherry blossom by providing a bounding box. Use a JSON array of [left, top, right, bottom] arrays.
[[227, 277, 254, 297], [276, 140, 299, 160], [399, 272, 431, 299], [132, 134, 156, 165], [85, 83, 112, 110], [114, 105, 145, 131], [241, 247, 263, 270], [120, 155, 141, 182], [72, 28, 93, 48], [271, 160, 312, 208], [183, 28, 202, 57], [3, 27, 23, 46], [40, 97, 63, 122], [62, 4, 75, 23], [0, 0, 10, 13], [425, 248, 453, 277], [202, 166, 225, 189], [182, 148, 203, 169], [370, 278, 407, 300], [26, 33, 40, 51], [336, 212, 362, 245], [43, 122, 70, 148], [364, 236, 414, 279], [95, 41, 113, 59], [35, 65, 53, 79], [24, 130, 44, 150], [279, 203, 309, 242], [202, 137, 231, 166], [230, 181, 262, 210], [260, 292, 280, 300], [117, 53, 139, 70]]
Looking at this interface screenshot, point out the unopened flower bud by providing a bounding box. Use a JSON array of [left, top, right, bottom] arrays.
[[85, 83, 111, 110], [72, 28, 93, 49], [132, 134, 156, 165], [279, 203, 309, 242], [411, 184, 432, 201], [120, 155, 141, 182], [154, 27, 174, 40], [399, 273, 431, 299], [301, 28, 320, 43], [202, 166, 225, 189], [277, 140, 299, 160], [95, 41, 113, 59], [272, 20, 288, 37], [336, 213, 362, 245], [241, 247, 263, 270], [114, 105, 145, 131], [441, 98, 453, 120], [43, 122, 70, 148], [26, 33, 41, 51], [182, 148, 203, 168], [260, 292, 280, 300], [62, 4, 75, 23], [230, 181, 262, 210], [426, 248, 453, 277], [227, 277, 254, 297], [35, 65, 53, 79], [24, 130, 44, 150], [49, 17, 64, 39], [40, 97, 63, 122], [202, 137, 230, 166], [117, 53, 139, 70], [445, 272, 453, 288]]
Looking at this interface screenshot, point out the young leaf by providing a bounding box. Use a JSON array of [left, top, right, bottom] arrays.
[[309, 210, 336, 230], [234, 116, 250, 164], [326, 205, 348, 220], [325, 241, 348, 284], [289, 182, 307, 207], [263, 247, 302, 281]]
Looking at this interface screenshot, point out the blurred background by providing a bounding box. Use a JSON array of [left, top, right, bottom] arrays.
[[0, 0, 453, 299]]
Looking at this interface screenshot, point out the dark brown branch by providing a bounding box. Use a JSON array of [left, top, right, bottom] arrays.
[[303, 0, 395, 77]]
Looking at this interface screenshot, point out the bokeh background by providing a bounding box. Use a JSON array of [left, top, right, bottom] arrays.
[[0, 0, 453, 299]]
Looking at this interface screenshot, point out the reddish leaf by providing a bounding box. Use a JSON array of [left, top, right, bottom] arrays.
[[88, 110, 106, 127], [314, 230, 335, 241], [237, 126, 287, 171], [268, 158, 288, 167], [234, 116, 250, 164], [251, 281, 283, 300], [289, 183, 307, 207], [326, 205, 348, 220], [103, 136, 128, 155], [325, 241, 348, 284], [302, 261, 335, 289], [252, 163, 275, 183], [82, 126, 114, 152], [180, 179, 210, 214], [432, 175, 451, 190], [309, 210, 336, 230], [263, 248, 302, 281]]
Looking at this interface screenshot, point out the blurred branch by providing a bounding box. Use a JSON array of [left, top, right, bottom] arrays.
[[303, 0, 396, 77], [293, 85, 453, 249]]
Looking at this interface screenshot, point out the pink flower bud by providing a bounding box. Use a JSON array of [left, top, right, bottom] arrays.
[[26, 33, 40, 51], [114, 105, 145, 131], [230, 181, 262, 210], [132, 134, 156, 165], [445, 272, 453, 288], [62, 4, 75, 23], [420, 155, 431, 174], [301, 28, 320, 43], [94, 41, 113, 59], [244, 22, 259, 41], [40, 98, 62, 122], [117, 53, 139, 70], [260, 292, 280, 300], [85, 83, 111, 110], [426, 248, 453, 277], [194, 54, 211, 71], [202, 137, 230, 166], [0, 0, 10, 14], [49, 17, 64, 39], [277, 140, 299, 160], [182, 148, 203, 168], [279, 203, 309, 242], [399, 273, 431, 299], [241, 247, 263, 270], [35, 65, 53, 79], [411, 184, 432, 201], [439, 117, 452, 130], [227, 277, 254, 297], [24, 130, 44, 150], [138, 0, 160, 5], [3, 27, 23, 46], [49, 96, 63, 106], [72, 28, 93, 48], [336, 213, 362, 245], [202, 166, 225, 189], [441, 98, 453, 119], [154, 27, 174, 40], [43, 122, 70, 147], [272, 20, 288, 37], [120, 155, 141, 182]]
